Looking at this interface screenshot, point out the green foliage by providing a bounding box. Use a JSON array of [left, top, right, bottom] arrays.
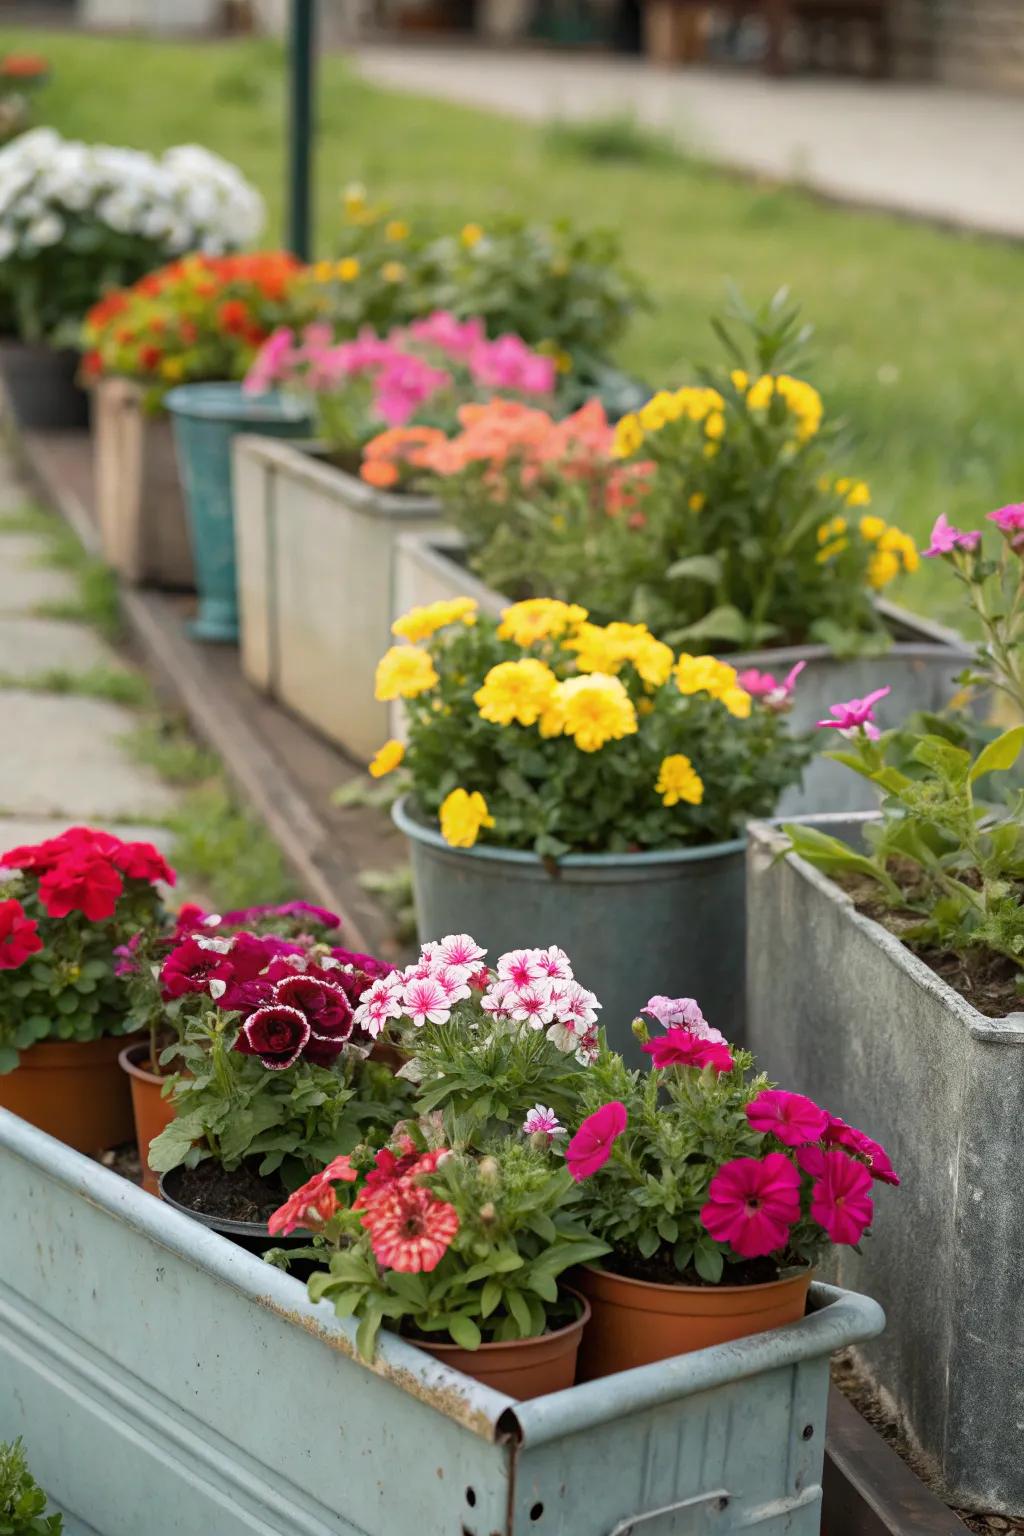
[[543, 114, 682, 168], [310, 1139, 608, 1360], [1, 504, 122, 642], [0, 665, 153, 708], [0, 1440, 62, 1536], [165, 784, 295, 913]]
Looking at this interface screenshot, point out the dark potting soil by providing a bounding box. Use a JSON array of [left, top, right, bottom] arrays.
[[174, 1160, 286, 1225], [836, 871, 1024, 1019], [602, 1251, 782, 1288]]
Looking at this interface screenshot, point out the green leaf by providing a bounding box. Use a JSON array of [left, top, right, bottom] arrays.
[[147, 1112, 205, 1173], [665, 554, 722, 586], [356, 1307, 383, 1363], [784, 824, 892, 890], [448, 1313, 482, 1351], [506, 1288, 533, 1337], [480, 1278, 502, 1318], [970, 725, 1024, 783], [694, 1244, 724, 1284], [668, 605, 749, 645], [0, 1045, 19, 1074]]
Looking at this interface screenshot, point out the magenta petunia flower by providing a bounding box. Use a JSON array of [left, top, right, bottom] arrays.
[[746, 1088, 829, 1147], [825, 1116, 900, 1186], [923, 513, 982, 558], [235, 1004, 311, 1070], [566, 1101, 627, 1181], [816, 686, 891, 740], [988, 503, 1024, 550], [642, 1027, 734, 1074], [736, 661, 805, 710], [700, 1153, 801, 1259], [810, 1148, 874, 1244]]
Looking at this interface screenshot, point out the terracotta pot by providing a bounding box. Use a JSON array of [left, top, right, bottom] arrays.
[[0, 1035, 136, 1154], [575, 1264, 814, 1380], [119, 1042, 178, 1196], [414, 1291, 590, 1401]]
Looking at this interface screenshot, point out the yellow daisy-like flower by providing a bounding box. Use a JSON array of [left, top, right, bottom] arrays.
[[385, 219, 409, 242], [564, 622, 628, 675], [674, 653, 736, 698], [374, 646, 439, 701], [836, 476, 871, 508], [313, 258, 335, 283], [440, 788, 494, 849], [632, 635, 675, 688], [720, 686, 752, 720], [818, 516, 848, 546], [391, 597, 478, 644], [656, 753, 704, 807], [538, 694, 566, 739], [639, 391, 676, 434], [474, 658, 558, 727], [878, 527, 919, 574], [556, 674, 638, 753], [336, 257, 360, 282], [747, 374, 822, 441], [460, 222, 484, 248], [498, 598, 588, 648], [859, 514, 886, 542], [730, 369, 749, 393], [381, 261, 406, 284], [868, 550, 901, 589], [816, 539, 849, 564], [704, 410, 725, 441], [745, 374, 775, 412], [673, 386, 724, 423], [689, 492, 706, 513], [613, 413, 644, 460], [369, 739, 405, 778]]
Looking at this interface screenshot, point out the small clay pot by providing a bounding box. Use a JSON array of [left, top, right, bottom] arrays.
[[0, 1034, 136, 1154], [118, 1041, 178, 1197], [414, 1290, 591, 1401], [574, 1264, 813, 1380], [157, 1163, 318, 1271]]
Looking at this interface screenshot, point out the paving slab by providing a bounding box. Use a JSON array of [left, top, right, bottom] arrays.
[[0, 692, 177, 822], [0, 616, 125, 679], [0, 532, 78, 613]]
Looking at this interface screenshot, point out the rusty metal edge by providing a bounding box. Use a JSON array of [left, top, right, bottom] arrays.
[[10, 418, 373, 953], [824, 1388, 971, 1536]]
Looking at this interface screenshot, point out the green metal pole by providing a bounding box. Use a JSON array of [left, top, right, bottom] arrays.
[[287, 0, 316, 260]]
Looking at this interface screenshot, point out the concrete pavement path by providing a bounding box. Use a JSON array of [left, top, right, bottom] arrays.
[[355, 46, 1024, 240]]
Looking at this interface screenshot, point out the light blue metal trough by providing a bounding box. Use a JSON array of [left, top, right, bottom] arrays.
[[0, 1111, 884, 1536]]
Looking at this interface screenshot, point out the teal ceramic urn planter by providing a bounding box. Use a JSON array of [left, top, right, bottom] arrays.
[[165, 383, 310, 642]]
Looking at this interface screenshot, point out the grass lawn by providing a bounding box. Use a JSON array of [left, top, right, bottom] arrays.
[[5, 27, 1024, 625]]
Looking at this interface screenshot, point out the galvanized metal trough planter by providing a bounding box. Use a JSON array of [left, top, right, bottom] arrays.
[[745, 816, 1024, 1516], [233, 436, 441, 763], [392, 532, 974, 816], [0, 1111, 883, 1536]]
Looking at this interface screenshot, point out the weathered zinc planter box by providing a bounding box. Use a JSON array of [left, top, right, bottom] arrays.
[[745, 817, 1024, 1516], [93, 377, 194, 590], [394, 535, 974, 816], [0, 1111, 882, 1536], [234, 437, 442, 763]]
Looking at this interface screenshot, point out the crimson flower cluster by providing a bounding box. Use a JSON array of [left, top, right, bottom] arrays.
[[2, 825, 174, 926]]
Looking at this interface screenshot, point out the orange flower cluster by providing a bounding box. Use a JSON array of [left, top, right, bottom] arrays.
[[0, 53, 49, 79], [82, 251, 307, 398]]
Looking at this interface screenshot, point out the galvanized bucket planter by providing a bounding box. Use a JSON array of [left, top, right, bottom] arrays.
[[393, 795, 747, 1060], [166, 384, 311, 643], [745, 816, 1024, 1515], [92, 377, 194, 590], [0, 1111, 883, 1536], [390, 533, 973, 816], [233, 436, 441, 763]]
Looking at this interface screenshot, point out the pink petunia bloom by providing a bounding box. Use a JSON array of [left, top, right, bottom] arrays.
[[243, 326, 297, 395], [267, 1154, 357, 1236], [573, 1023, 601, 1067], [497, 947, 546, 990], [988, 503, 1024, 550], [407, 311, 486, 360], [825, 1116, 900, 1186], [361, 1181, 459, 1273], [353, 974, 405, 1038], [746, 1088, 829, 1147], [557, 981, 601, 1028], [274, 974, 353, 1043], [566, 1101, 627, 1181], [641, 996, 724, 1042], [642, 1027, 734, 1074], [470, 334, 556, 396], [923, 513, 982, 558], [431, 964, 474, 1006], [402, 975, 451, 1028], [508, 981, 556, 1027], [522, 1104, 564, 1139], [700, 1153, 802, 1259], [735, 661, 805, 711], [816, 686, 891, 741], [425, 933, 487, 969], [373, 355, 451, 426], [480, 980, 513, 1019], [810, 1148, 874, 1244], [532, 945, 574, 981]]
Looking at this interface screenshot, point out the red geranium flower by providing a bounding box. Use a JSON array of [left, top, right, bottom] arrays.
[[111, 839, 176, 887], [217, 299, 250, 336], [235, 1004, 311, 1070], [2, 825, 119, 874], [38, 851, 123, 922], [0, 898, 43, 970]]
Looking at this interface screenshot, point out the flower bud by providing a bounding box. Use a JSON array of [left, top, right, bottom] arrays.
[[631, 1016, 650, 1044], [479, 1202, 496, 1224], [478, 1156, 500, 1182]]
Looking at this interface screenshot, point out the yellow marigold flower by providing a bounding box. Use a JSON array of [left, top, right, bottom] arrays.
[[632, 635, 675, 688], [730, 369, 749, 393], [901, 536, 920, 574], [381, 261, 406, 284], [313, 259, 335, 283], [374, 645, 439, 701], [557, 674, 638, 753], [460, 222, 484, 248], [613, 413, 644, 460], [675, 653, 737, 698], [745, 375, 775, 411], [639, 391, 675, 434], [674, 386, 724, 423], [837, 477, 871, 508], [538, 695, 566, 738], [879, 527, 919, 573], [868, 550, 901, 589], [721, 686, 752, 720], [498, 598, 588, 647], [565, 622, 626, 675], [704, 410, 725, 441], [816, 539, 849, 564], [440, 788, 494, 849], [775, 375, 823, 441], [161, 357, 185, 382], [369, 739, 405, 778], [818, 516, 848, 545], [656, 753, 704, 807], [391, 597, 478, 644], [859, 514, 886, 542], [689, 492, 706, 513], [475, 658, 558, 727], [336, 257, 360, 282], [385, 219, 409, 242]]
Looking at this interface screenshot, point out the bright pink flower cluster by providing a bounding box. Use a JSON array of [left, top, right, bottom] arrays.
[[1, 825, 175, 925], [923, 513, 982, 559], [988, 502, 1024, 550], [735, 661, 806, 711], [0, 897, 42, 971]]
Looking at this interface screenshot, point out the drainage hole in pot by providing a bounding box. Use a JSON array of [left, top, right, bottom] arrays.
[[802, 1424, 814, 1440], [465, 1489, 476, 1507], [530, 1504, 544, 1521]]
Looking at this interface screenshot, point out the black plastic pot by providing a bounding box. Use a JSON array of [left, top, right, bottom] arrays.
[[0, 339, 90, 429], [158, 1164, 320, 1276]]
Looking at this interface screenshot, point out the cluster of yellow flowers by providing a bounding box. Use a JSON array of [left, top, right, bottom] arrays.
[[613, 371, 825, 463], [745, 373, 823, 442], [475, 661, 639, 753], [816, 513, 919, 589], [392, 596, 478, 644]]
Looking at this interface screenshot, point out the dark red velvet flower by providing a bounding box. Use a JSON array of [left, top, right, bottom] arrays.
[[38, 851, 123, 922], [0, 897, 43, 970], [275, 974, 354, 1042], [235, 1004, 311, 1070], [161, 936, 235, 1000]]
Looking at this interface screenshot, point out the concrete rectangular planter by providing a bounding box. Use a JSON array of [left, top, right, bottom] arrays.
[[391, 535, 973, 816], [745, 817, 1024, 1515], [234, 437, 441, 763], [0, 1110, 882, 1536], [93, 378, 194, 590]]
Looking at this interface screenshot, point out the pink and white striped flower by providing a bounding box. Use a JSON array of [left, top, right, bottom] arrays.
[[522, 1105, 565, 1139], [353, 974, 404, 1038], [425, 933, 487, 969], [402, 975, 451, 1028], [508, 981, 556, 1028], [560, 982, 601, 1030], [532, 945, 574, 982], [497, 948, 546, 990], [481, 980, 514, 1019], [574, 1024, 601, 1067], [432, 964, 473, 1006]]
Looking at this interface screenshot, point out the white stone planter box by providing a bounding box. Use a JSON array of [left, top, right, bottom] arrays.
[[745, 816, 1024, 1515], [93, 378, 194, 590], [233, 437, 441, 763]]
